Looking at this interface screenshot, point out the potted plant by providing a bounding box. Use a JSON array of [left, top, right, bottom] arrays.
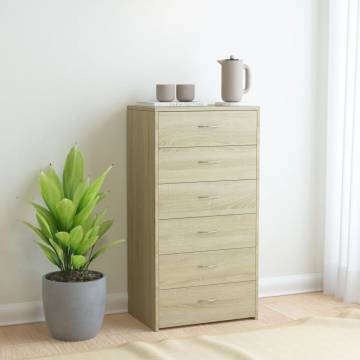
[[24, 145, 124, 341]]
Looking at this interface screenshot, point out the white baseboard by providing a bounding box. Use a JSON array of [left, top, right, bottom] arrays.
[[0, 300, 44, 326], [259, 273, 323, 297], [0, 273, 322, 326], [0, 292, 128, 326], [106, 292, 128, 314]]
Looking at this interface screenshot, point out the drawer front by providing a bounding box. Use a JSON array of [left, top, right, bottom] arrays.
[[159, 214, 256, 254], [159, 146, 256, 183], [159, 281, 256, 328], [159, 111, 257, 147], [159, 248, 255, 289], [159, 180, 256, 219]]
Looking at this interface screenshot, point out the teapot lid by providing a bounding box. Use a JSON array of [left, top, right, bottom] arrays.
[[227, 54, 239, 61], [217, 55, 239, 64]]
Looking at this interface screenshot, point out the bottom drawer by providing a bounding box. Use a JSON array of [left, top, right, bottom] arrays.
[[159, 281, 256, 328]]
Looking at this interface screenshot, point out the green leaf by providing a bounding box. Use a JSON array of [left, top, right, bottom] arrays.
[[30, 202, 57, 237], [71, 255, 87, 270], [88, 240, 125, 264], [23, 221, 49, 243], [98, 220, 113, 238], [94, 209, 107, 227], [81, 214, 96, 234], [36, 213, 53, 239], [39, 172, 62, 214], [72, 180, 88, 210], [37, 242, 61, 268], [78, 166, 112, 211], [69, 225, 84, 252], [49, 238, 64, 266], [63, 145, 84, 199], [46, 165, 64, 199], [96, 192, 106, 204], [55, 199, 75, 231], [78, 235, 98, 254], [77, 226, 99, 254], [89, 225, 99, 237], [55, 231, 70, 248], [73, 195, 98, 227], [82, 226, 98, 242]]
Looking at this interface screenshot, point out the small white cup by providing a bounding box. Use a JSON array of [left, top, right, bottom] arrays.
[[176, 84, 195, 102], [156, 84, 175, 102]]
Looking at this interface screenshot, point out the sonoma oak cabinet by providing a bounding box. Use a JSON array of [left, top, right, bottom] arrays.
[[127, 105, 260, 330]]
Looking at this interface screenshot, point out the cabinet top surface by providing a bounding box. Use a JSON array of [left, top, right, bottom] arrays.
[[127, 105, 260, 112]]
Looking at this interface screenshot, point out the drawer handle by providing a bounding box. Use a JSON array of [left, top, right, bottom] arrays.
[[198, 298, 217, 304], [197, 125, 218, 129], [197, 160, 219, 165], [198, 264, 217, 269], [197, 195, 218, 200], [197, 230, 218, 235]]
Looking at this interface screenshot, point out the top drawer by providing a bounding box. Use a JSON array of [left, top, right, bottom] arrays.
[[159, 111, 257, 148]]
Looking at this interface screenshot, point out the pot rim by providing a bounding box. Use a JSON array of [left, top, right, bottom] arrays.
[[43, 270, 105, 284]]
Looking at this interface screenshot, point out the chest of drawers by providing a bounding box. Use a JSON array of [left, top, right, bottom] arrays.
[[127, 105, 259, 330]]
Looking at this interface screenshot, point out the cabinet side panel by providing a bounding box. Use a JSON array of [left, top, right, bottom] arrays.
[[127, 109, 156, 329], [255, 109, 260, 318]]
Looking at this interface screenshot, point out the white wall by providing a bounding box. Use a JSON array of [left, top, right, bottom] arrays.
[[0, 0, 327, 321]]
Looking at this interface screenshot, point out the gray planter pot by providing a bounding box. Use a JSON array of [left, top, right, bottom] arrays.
[[42, 272, 106, 341]]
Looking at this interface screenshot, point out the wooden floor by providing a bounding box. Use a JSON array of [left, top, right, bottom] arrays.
[[0, 292, 356, 360]]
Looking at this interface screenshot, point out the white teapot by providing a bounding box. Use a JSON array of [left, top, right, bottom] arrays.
[[217, 55, 251, 102]]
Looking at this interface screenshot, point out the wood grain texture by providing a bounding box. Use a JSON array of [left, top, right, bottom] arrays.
[[159, 111, 257, 147], [154, 111, 160, 330], [127, 109, 157, 330], [159, 180, 256, 219], [159, 248, 256, 289], [159, 281, 256, 328], [159, 214, 256, 254], [159, 146, 256, 183], [127, 105, 260, 112], [255, 110, 260, 319], [127, 106, 260, 330]]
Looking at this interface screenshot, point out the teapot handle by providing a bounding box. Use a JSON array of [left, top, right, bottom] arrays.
[[244, 64, 251, 93]]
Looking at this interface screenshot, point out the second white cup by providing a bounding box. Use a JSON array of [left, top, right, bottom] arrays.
[[156, 84, 175, 102], [176, 84, 195, 102]]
